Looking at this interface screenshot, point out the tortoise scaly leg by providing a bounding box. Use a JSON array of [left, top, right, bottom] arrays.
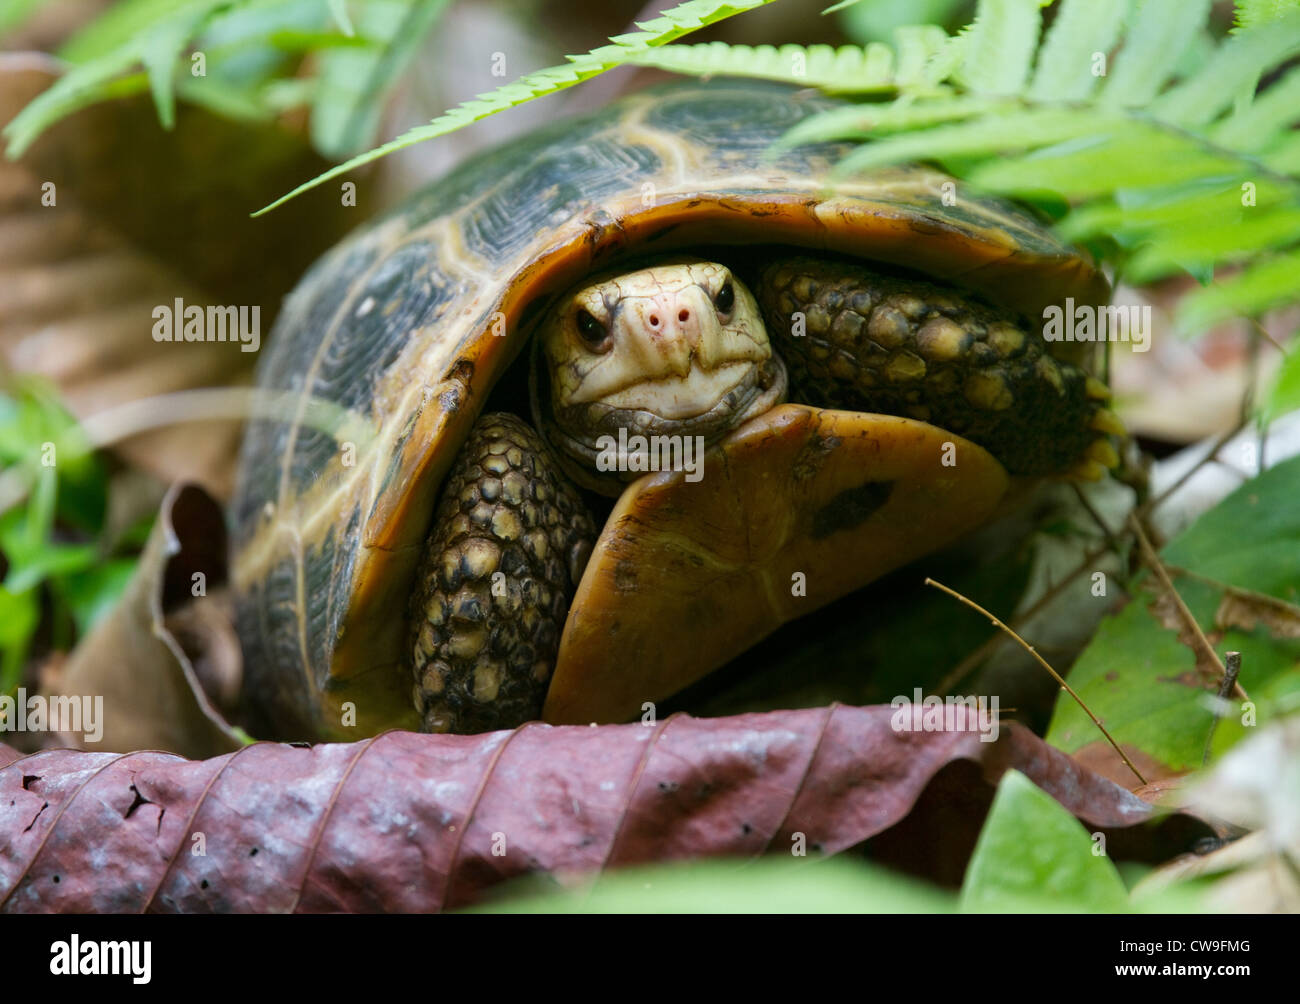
[[410, 412, 595, 733], [756, 255, 1123, 478]]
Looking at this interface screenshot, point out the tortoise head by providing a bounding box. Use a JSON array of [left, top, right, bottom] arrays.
[[532, 259, 787, 493]]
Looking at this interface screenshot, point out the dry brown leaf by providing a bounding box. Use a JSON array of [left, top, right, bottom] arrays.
[[36, 483, 243, 759], [0, 707, 1211, 913]]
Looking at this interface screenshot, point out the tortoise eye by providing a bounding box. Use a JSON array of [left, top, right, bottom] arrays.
[[574, 308, 609, 348], [714, 281, 735, 315]]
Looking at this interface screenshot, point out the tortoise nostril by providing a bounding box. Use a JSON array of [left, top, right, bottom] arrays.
[[678, 308, 690, 323], [649, 313, 660, 327]]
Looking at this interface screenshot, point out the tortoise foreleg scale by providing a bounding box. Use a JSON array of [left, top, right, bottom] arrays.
[[409, 412, 595, 733]]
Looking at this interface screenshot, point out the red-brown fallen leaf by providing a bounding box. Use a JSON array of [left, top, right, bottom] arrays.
[[0, 709, 1210, 913]]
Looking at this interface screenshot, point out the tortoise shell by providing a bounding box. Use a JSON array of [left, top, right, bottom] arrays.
[[231, 79, 1108, 740]]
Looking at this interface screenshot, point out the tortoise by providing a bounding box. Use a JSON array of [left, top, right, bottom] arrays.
[[231, 79, 1120, 741]]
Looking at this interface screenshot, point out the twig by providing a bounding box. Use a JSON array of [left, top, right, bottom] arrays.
[[930, 541, 1116, 696], [1127, 513, 1247, 701], [925, 577, 1147, 786], [1202, 651, 1242, 767], [1138, 416, 1248, 519]]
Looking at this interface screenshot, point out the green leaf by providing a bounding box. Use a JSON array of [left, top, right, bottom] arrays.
[[1148, 11, 1300, 127], [1058, 180, 1285, 243], [837, 0, 966, 44], [1212, 65, 1300, 150], [623, 42, 898, 93], [4, 47, 146, 158], [1178, 248, 1300, 331], [960, 770, 1132, 912], [255, 0, 779, 215], [776, 95, 1005, 150], [1124, 205, 1300, 282], [1233, 0, 1300, 32], [0, 586, 38, 694], [1262, 132, 1300, 173], [311, 0, 451, 159], [56, 559, 139, 636], [1102, 0, 1213, 108], [1264, 343, 1300, 422], [1047, 456, 1300, 769], [470, 856, 955, 913], [327, 0, 353, 36], [1028, 0, 1129, 101], [58, 0, 192, 63], [829, 107, 1117, 176], [893, 24, 952, 84], [967, 127, 1242, 199], [954, 0, 1047, 95], [0, 0, 41, 34], [4, 0, 230, 156]]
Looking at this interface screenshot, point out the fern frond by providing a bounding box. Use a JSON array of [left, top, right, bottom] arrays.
[[622, 42, 897, 93], [254, 0, 778, 215], [952, 0, 1046, 96], [787, 0, 1300, 337], [1028, 0, 1128, 102]]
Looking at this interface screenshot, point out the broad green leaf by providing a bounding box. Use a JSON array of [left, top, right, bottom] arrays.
[[1102, 0, 1213, 108], [470, 857, 955, 913], [255, 0, 779, 215], [1048, 456, 1300, 768], [960, 771, 1131, 913], [954, 0, 1047, 95], [1029, 0, 1129, 101]]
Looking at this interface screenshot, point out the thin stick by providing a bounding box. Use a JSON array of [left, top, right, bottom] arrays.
[[1202, 651, 1243, 767], [1139, 416, 1248, 519], [925, 577, 1147, 786], [1127, 513, 1247, 701], [930, 541, 1117, 696]]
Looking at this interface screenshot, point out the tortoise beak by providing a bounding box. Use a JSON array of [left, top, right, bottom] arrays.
[[542, 403, 1011, 727]]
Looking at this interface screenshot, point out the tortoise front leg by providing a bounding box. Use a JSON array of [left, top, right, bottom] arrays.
[[755, 255, 1121, 478], [409, 412, 595, 733]]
